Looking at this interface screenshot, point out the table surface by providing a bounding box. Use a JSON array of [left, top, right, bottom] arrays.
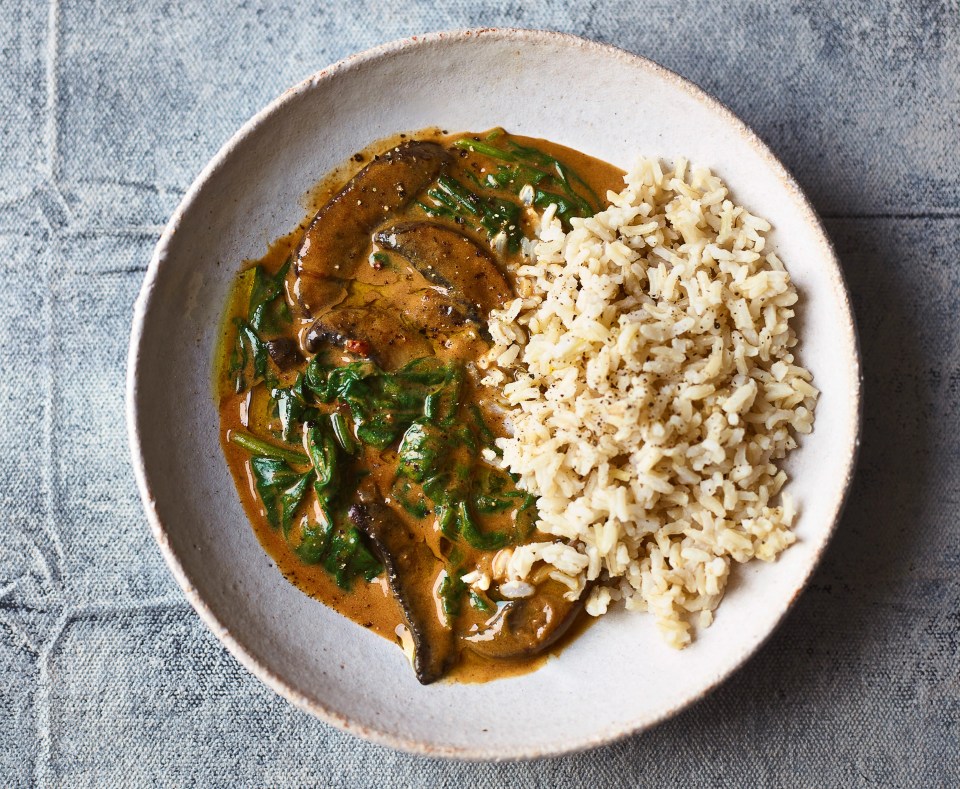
[[2, 2, 958, 786]]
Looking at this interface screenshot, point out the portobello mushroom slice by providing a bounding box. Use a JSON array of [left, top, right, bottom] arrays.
[[400, 288, 472, 340], [305, 307, 432, 371], [461, 580, 583, 659], [349, 502, 456, 684], [374, 221, 513, 315], [264, 337, 301, 370], [289, 142, 453, 316]]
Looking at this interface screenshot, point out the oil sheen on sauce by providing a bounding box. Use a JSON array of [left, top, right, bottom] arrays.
[[216, 129, 623, 683]]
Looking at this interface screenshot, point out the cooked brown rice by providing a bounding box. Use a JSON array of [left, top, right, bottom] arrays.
[[480, 157, 818, 647]]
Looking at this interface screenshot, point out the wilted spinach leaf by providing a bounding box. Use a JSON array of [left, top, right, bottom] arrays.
[[457, 499, 511, 551], [307, 424, 338, 491], [471, 466, 525, 514], [397, 420, 447, 482], [437, 568, 467, 625], [249, 259, 292, 334], [250, 456, 313, 535], [391, 479, 431, 519], [271, 374, 317, 443], [424, 366, 462, 427], [231, 319, 269, 392], [297, 521, 382, 589]]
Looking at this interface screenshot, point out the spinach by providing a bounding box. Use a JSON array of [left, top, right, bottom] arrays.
[[294, 519, 333, 564], [250, 457, 313, 535], [469, 404, 501, 456], [230, 343, 390, 588], [231, 319, 268, 392], [397, 420, 447, 482], [451, 423, 478, 454], [421, 463, 472, 506], [534, 189, 584, 226], [435, 503, 458, 539], [304, 359, 377, 402], [437, 569, 467, 625], [242, 420, 382, 589], [354, 412, 405, 449], [391, 355, 449, 387], [422, 474, 451, 507], [456, 500, 512, 551], [432, 490, 536, 551], [416, 200, 464, 225], [451, 136, 600, 229], [229, 261, 293, 393], [321, 526, 382, 588], [307, 424, 337, 490], [249, 259, 292, 334], [305, 361, 407, 447], [305, 357, 458, 450], [295, 520, 382, 589], [433, 175, 482, 217], [471, 466, 525, 514], [424, 175, 525, 253], [386, 388, 534, 552], [271, 375, 317, 443], [515, 494, 539, 541], [478, 195, 523, 253], [484, 163, 547, 191], [235, 333, 540, 578], [306, 422, 340, 537], [424, 366, 462, 427], [391, 479, 431, 519], [420, 130, 600, 248], [469, 590, 494, 613], [329, 411, 357, 455]]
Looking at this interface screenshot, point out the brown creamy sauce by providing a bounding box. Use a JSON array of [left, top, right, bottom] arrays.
[[217, 129, 623, 683]]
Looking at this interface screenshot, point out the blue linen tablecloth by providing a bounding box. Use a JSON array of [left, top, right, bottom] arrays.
[[1, 2, 958, 786]]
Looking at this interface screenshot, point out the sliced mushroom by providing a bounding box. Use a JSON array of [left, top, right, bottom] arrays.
[[264, 337, 301, 370], [400, 289, 472, 340], [460, 580, 583, 660], [305, 307, 432, 370], [289, 142, 452, 316], [349, 502, 456, 684], [374, 222, 513, 315]]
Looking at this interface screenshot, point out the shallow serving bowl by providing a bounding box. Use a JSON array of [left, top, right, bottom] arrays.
[[126, 29, 860, 759]]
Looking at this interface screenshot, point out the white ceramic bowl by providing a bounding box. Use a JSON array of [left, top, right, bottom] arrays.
[[127, 29, 860, 759]]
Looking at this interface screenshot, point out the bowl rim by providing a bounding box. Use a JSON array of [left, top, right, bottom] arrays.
[[126, 26, 862, 761]]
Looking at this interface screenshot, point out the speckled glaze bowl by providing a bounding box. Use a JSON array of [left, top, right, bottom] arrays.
[[126, 29, 861, 759]]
